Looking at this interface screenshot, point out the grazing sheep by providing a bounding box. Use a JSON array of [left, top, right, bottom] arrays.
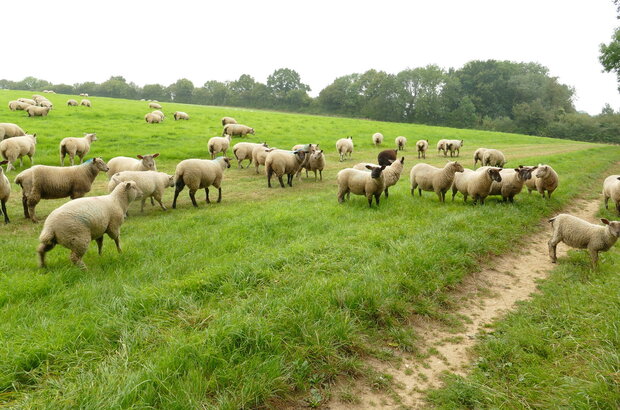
[[482, 149, 506, 167], [39, 100, 53, 109], [37, 181, 141, 269], [208, 134, 232, 159], [337, 165, 386, 207], [526, 164, 559, 199], [0, 123, 26, 141], [14, 157, 109, 222], [265, 150, 306, 188], [253, 146, 276, 174], [174, 111, 189, 120], [451, 167, 503, 205], [106, 154, 159, 178], [108, 171, 174, 212], [416, 139, 428, 159], [18, 98, 36, 106], [0, 160, 10, 223], [149, 102, 162, 109], [0, 134, 36, 171], [548, 214, 620, 267], [303, 149, 325, 181], [152, 110, 165, 121], [222, 123, 255, 138], [377, 149, 397, 166], [67, 99, 78, 106], [372, 132, 384, 146], [145, 112, 162, 123], [221, 116, 237, 126], [59, 133, 97, 166], [336, 136, 354, 162], [445, 139, 463, 157], [26, 105, 51, 117], [396, 136, 407, 151], [487, 166, 537, 203], [79, 93, 89, 97], [354, 157, 405, 198], [172, 157, 231, 208], [603, 175, 620, 214], [233, 142, 267, 169], [437, 139, 448, 156], [80, 99, 91, 107], [473, 148, 488, 168], [8, 101, 31, 111], [410, 161, 465, 202]]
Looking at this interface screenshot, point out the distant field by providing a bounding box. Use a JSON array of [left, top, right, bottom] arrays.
[[1, 90, 619, 407]]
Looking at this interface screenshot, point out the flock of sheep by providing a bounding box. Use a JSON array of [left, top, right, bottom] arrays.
[[1, 95, 620, 270]]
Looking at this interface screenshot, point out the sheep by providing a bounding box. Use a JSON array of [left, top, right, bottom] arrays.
[[0, 123, 26, 141], [377, 149, 397, 166], [354, 157, 405, 198], [233, 142, 267, 169], [416, 139, 428, 159], [0, 134, 36, 171], [396, 136, 407, 151], [80, 99, 91, 107], [437, 139, 448, 156], [337, 165, 386, 207], [303, 149, 325, 181], [291, 144, 318, 178], [410, 161, 465, 202], [14, 157, 109, 222], [149, 102, 162, 109], [336, 136, 354, 162], [0, 160, 10, 223], [253, 146, 276, 174], [473, 148, 488, 168], [67, 99, 78, 106], [221, 117, 237, 126], [59, 133, 97, 166], [525, 164, 559, 199], [548, 214, 620, 267], [37, 180, 142, 269], [172, 156, 231, 208], [108, 170, 174, 212], [208, 134, 232, 159], [265, 150, 306, 188], [445, 139, 463, 157], [451, 167, 503, 205], [39, 100, 53, 109], [8, 101, 31, 111], [174, 111, 189, 120], [145, 112, 162, 123], [152, 110, 165, 121], [603, 175, 620, 214], [106, 153, 159, 178], [222, 123, 255, 138], [487, 166, 537, 203], [18, 98, 36, 106], [372, 132, 383, 146], [26, 105, 51, 117], [482, 149, 506, 167], [79, 93, 89, 97]]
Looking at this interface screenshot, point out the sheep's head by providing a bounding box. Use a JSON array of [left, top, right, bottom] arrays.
[[137, 153, 158, 170], [167, 175, 175, 187], [535, 164, 550, 178], [448, 161, 464, 172], [0, 160, 7, 174], [487, 168, 502, 182], [515, 166, 537, 181], [365, 164, 386, 179], [92, 157, 109, 172], [294, 150, 306, 162], [601, 219, 620, 237], [250, 128, 255, 135], [122, 181, 142, 202], [260, 142, 268, 147], [222, 157, 231, 168], [311, 150, 324, 160]]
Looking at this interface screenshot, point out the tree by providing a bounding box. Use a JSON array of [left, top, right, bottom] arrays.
[[600, 27, 620, 91], [267, 68, 310, 109], [142, 84, 167, 101], [168, 78, 194, 103]]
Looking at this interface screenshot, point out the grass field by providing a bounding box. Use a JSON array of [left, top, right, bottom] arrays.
[[1, 90, 619, 408]]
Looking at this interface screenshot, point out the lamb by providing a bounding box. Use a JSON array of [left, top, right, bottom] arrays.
[[80, 99, 91, 107], [59, 133, 97, 166], [487, 166, 537, 203], [108, 171, 174, 212], [445, 139, 463, 157], [473, 148, 488, 168], [0, 134, 36, 171], [396, 136, 407, 151], [174, 111, 189, 120], [26, 105, 51, 117], [145, 112, 162, 123], [0, 123, 26, 141], [8, 101, 31, 111], [208, 134, 232, 159], [337, 165, 386, 207], [354, 157, 404, 198], [37, 180, 142, 269], [67, 99, 78, 106], [106, 153, 159, 177], [149, 102, 162, 109], [548, 214, 620, 267], [232, 142, 267, 168], [172, 156, 231, 208], [416, 139, 428, 158], [451, 167, 502, 205], [525, 164, 559, 199], [303, 149, 325, 181], [18, 98, 36, 106], [372, 132, 383, 146], [410, 161, 465, 202], [253, 146, 276, 174], [377, 149, 397, 166], [265, 150, 306, 188], [603, 175, 620, 213], [336, 136, 354, 161], [0, 160, 10, 223], [482, 149, 506, 167], [222, 124, 255, 138], [14, 157, 109, 222], [221, 117, 237, 126], [437, 139, 448, 156]]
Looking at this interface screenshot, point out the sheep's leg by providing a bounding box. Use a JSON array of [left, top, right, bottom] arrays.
[[589, 248, 599, 268], [29, 154, 34, 165], [278, 175, 285, 188], [172, 179, 185, 209], [154, 193, 167, 211], [205, 188, 211, 204], [150, 197, 155, 206], [2, 200, 8, 224], [217, 187, 222, 203], [19, 157, 23, 167], [106, 229, 122, 253], [337, 188, 345, 203], [604, 196, 609, 209], [140, 198, 146, 212], [418, 188, 422, 197], [27, 199, 39, 222], [319, 170, 322, 181], [367, 195, 373, 207], [374, 193, 381, 206], [463, 193, 469, 203], [189, 190, 198, 207], [60, 153, 65, 166], [287, 174, 293, 187], [267, 168, 274, 188], [37, 241, 56, 268], [384, 187, 389, 198], [95, 237, 104, 255], [548, 235, 560, 263], [451, 187, 457, 201], [22, 195, 29, 218], [69, 246, 88, 270]]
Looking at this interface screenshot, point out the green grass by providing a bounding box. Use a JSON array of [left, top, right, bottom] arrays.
[[0, 89, 619, 407]]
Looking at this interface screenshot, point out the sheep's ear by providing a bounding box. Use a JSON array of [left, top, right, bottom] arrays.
[[153, 153, 160, 158], [617, 177, 620, 181], [602, 218, 611, 225], [380, 165, 386, 170], [124, 182, 133, 191], [400, 157, 405, 163], [137, 155, 143, 159], [365, 165, 373, 170], [518, 164, 524, 168], [0, 160, 8, 165], [514, 168, 520, 172]]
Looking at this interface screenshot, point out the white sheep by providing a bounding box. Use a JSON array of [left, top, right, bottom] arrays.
[[0, 134, 36, 171], [67, 99, 78, 106], [233, 142, 267, 169], [473, 148, 488, 168], [108, 171, 174, 212], [145, 112, 162, 123], [336, 136, 354, 162], [416, 139, 428, 159], [354, 157, 404, 198], [437, 139, 448, 156], [26, 105, 51, 117], [548, 214, 620, 267], [487, 166, 537, 203], [18, 98, 36, 105], [396, 136, 407, 151], [0, 123, 26, 141], [482, 149, 506, 167], [14, 157, 109, 222], [37, 180, 142, 269], [265, 150, 306, 188], [0, 160, 10, 223], [39, 100, 53, 109], [303, 149, 325, 181], [174, 111, 189, 120], [221, 117, 237, 126], [208, 134, 232, 159], [172, 157, 231, 208], [291, 144, 318, 178], [603, 174, 620, 213], [149, 102, 162, 109], [222, 124, 255, 138], [8, 101, 31, 111], [80, 99, 92, 107], [106, 154, 159, 178], [372, 132, 384, 146], [59, 133, 97, 166], [525, 164, 559, 199], [451, 167, 503, 205], [253, 146, 276, 174], [445, 139, 463, 157], [410, 161, 465, 202], [337, 165, 386, 207], [152, 110, 165, 121]]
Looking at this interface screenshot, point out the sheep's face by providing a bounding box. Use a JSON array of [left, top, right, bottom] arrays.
[[250, 128, 255, 135], [449, 161, 464, 173], [602, 219, 620, 237], [535, 165, 549, 178], [138, 154, 157, 170], [167, 175, 175, 187], [223, 157, 231, 168], [123, 181, 142, 202], [93, 158, 109, 172], [311, 150, 324, 160], [516, 166, 537, 181], [487, 168, 502, 182], [366, 165, 385, 179], [294, 151, 306, 162]]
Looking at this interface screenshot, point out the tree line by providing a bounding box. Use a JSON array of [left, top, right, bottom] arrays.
[[2, 61, 619, 143]]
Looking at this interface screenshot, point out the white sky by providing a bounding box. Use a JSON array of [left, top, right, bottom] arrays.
[[3, 0, 619, 115]]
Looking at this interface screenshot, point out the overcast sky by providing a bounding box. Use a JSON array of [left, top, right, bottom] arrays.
[[4, 0, 619, 114]]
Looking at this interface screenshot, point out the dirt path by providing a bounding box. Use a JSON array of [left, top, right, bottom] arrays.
[[327, 198, 601, 409]]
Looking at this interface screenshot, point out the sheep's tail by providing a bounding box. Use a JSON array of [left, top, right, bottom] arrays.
[[14, 173, 23, 187], [548, 216, 557, 224], [233, 147, 239, 161], [39, 226, 55, 246]]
